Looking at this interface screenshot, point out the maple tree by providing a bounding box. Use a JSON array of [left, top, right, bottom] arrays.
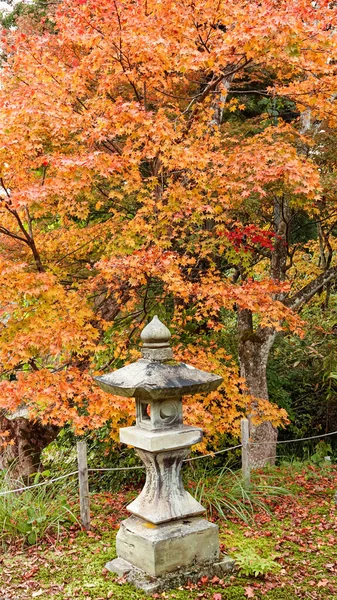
[[1, 0, 337, 471]]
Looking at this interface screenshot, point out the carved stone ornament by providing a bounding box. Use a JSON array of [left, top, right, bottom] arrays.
[[94, 316, 234, 593]]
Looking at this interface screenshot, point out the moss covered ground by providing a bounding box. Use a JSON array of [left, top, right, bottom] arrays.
[[1, 463, 337, 600]]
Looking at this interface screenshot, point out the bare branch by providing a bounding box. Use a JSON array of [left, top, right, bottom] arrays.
[[0, 226, 29, 245], [285, 266, 337, 311]]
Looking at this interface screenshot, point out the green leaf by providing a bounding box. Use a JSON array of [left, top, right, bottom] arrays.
[[16, 521, 30, 534], [27, 532, 38, 545]]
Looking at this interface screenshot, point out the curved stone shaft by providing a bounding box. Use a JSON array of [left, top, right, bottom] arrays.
[[127, 447, 205, 524]]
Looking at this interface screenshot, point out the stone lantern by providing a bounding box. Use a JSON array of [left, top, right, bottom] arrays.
[[95, 316, 234, 594]]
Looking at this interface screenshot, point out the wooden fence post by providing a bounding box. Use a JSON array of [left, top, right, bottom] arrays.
[[241, 418, 251, 487], [77, 441, 90, 530]]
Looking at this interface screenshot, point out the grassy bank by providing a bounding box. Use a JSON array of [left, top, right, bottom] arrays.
[[0, 463, 336, 600]]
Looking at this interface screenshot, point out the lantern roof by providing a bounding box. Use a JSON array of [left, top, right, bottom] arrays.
[[94, 316, 222, 400]]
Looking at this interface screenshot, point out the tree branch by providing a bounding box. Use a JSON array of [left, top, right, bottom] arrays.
[[0, 180, 45, 272], [0, 226, 29, 245], [285, 266, 337, 311]]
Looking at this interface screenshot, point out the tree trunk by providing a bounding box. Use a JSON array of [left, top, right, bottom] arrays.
[[237, 194, 289, 468], [0, 412, 59, 478], [238, 309, 277, 467]]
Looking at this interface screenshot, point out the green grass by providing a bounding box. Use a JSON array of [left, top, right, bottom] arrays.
[[190, 465, 290, 524], [0, 466, 79, 547], [0, 462, 337, 599]]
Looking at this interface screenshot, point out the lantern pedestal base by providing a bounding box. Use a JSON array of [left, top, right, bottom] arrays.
[[106, 554, 234, 595], [106, 515, 235, 593], [116, 515, 219, 576]]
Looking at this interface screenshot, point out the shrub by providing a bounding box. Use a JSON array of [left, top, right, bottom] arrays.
[[234, 548, 280, 577]]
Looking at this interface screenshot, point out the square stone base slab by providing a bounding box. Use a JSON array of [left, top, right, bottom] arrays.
[[106, 555, 235, 595], [116, 516, 219, 576], [120, 424, 203, 452]]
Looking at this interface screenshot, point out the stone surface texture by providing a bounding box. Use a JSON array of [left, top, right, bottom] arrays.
[[115, 516, 219, 576], [127, 448, 205, 524], [119, 424, 203, 452], [106, 555, 235, 595], [94, 359, 223, 400], [141, 315, 172, 347], [135, 396, 183, 431]]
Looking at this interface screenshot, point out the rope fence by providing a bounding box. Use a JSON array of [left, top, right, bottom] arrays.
[[249, 429, 337, 445], [1, 422, 337, 527], [0, 471, 80, 496], [88, 466, 144, 472], [184, 443, 243, 462]]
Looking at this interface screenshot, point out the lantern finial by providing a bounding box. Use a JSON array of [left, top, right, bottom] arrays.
[[141, 315, 173, 360], [141, 315, 171, 348]]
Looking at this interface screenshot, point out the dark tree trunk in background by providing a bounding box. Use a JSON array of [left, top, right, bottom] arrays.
[[0, 413, 59, 478]]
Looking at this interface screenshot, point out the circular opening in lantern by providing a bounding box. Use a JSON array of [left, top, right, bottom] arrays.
[[160, 401, 177, 422]]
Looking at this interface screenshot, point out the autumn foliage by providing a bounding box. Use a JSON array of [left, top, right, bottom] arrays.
[[1, 0, 337, 449]]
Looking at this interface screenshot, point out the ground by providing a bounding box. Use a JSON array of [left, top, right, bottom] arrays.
[[0, 463, 337, 600]]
